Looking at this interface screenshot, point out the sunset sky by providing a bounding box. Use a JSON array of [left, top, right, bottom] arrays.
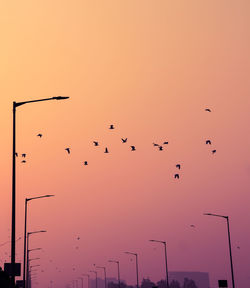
[[1, 1, 250, 287]]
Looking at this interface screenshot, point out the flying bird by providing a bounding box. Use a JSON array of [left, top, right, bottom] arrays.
[[15, 153, 18, 157], [65, 148, 71, 154], [83, 161, 88, 166], [104, 147, 109, 153], [212, 150, 216, 154], [37, 134, 42, 138], [93, 141, 99, 146], [174, 174, 179, 179], [206, 140, 211, 145], [190, 225, 196, 228], [205, 108, 211, 112], [121, 138, 128, 143], [176, 164, 181, 169], [153, 143, 159, 146], [22, 154, 26, 158], [130, 146, 136, 151], [237, 246, 240, 249], [163, 141, 169, 145], [109, 124, 115, 129], [77, 237, 80, 240], [21, 160, 26, 163], [158, 146, 163, 151]]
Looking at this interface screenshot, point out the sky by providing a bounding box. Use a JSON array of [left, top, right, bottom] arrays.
[[0, 0, 250, 287]]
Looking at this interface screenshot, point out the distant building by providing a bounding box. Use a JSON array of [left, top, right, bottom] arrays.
[[169, 271, 210, 288]]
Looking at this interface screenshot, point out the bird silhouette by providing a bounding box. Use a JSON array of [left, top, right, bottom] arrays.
[[190, 224, 196, 228], [158, 146, 163, 151], [121, 138, 128, 143], [237, 246, 240, 249], [15, 153, 18, 157], [163, 141, 169, 145], [176, 164, 181, 169], [212, 149, 216, 154], [153, 143, 159, 146], [206, 140, 211, 145], [37, 134, 42, 138], [174, 174, 179, 179], [65, 148, 70, 154], [93, 141, 99, 146], [21, 160, 26, 163], [77, 237, 80, 240], [205, 108, 211, 112], [83, 161, 88, 166], [22, 154, 26, 158], [109, 124, 114, 129], [104, 147, 109, 153], [130, 146, 136, 151]]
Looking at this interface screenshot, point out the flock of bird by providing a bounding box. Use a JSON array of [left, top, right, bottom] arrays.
[[15, 108, 216, 179]]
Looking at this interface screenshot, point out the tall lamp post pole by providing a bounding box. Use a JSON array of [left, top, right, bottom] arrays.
[[11, 96, 69, 287], [90, 270, 98, 288], [149, 240, 169, 288], [124, 252, 139, 288], [204, 213, 235, 288], [82, 274, 90, 288], [23, 195, 54, 288], [95, 266, 107, 288], [26, 231, 46, 288], [108, 260, 120, 288]]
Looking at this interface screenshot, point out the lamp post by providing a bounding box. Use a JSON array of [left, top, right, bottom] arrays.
[[78, 277, 84, 288], [204, 213, 235, 288], [82, 274, 90, 288], [90, 270, 98, 288], [27, 231, 46, 288], [149, 240, 169, 288], [124, 252, 139, 288], [95, 266, 107, 288], [23, 195, 54, 288], [11, 96, 69, 287], [108, 260, 120, 288]]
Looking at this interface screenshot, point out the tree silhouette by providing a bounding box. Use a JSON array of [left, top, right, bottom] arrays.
[[141, 278, 156, 288], [182, 278, 198, 288], [169, 280, 181, 288]]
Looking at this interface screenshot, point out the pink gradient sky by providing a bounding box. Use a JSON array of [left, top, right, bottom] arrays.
[[0, 1, 250, 287]]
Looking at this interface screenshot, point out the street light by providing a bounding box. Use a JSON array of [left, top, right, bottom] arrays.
[[27, 231, 46, 288], [149, 240, 169, 288], [78, 277, 84, 288], [94, 265, 107, 288], [89, 270, 98, 288], [124, 252, 139, 288], [11, 96, 69, 286], [203, 213, 235, 288], [108, 260, 120, 288], [23, 195, 54, 288], [82, 274, 90, 288]]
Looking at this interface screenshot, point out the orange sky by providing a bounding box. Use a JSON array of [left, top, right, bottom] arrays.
[[1, 1, 250, 287]]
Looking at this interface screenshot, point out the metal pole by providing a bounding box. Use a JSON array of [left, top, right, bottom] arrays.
[[23, 199, 28, 288], [11, 102, 16, 287], [104, 268, 107, 288], [26, 235, 29, 288], [96, 273, 98, 288], [226, 217, 235, 288], [135, 254, 139, 288], [117, 262, 121, 288], [163, 242, 169, 288]]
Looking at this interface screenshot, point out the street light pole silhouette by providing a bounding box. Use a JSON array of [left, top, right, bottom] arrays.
[[78, 277, 84, 288], [95, 266, 107, 288], [108, 260, 120, 288], [90, 270, 98, 288], [204, 213, 235, 288], [82, 274, 90, 288], [124, 252, 139, 288], [26, 231, 46, 288], [149, 240, 169, 288], [23, 195, 54, 288], [11, 96, 69, 286]]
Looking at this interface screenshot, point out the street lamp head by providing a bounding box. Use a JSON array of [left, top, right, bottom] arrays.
[[52, 96, 70, 100]]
